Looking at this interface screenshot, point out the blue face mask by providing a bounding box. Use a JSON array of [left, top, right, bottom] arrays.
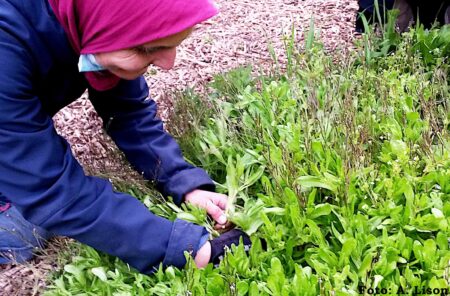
[[78, 54, 106, 72]]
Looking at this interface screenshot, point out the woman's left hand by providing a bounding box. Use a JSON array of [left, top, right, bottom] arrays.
[[184, 189, 228, 225]]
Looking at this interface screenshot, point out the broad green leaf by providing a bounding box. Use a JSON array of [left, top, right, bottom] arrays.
[[248, 281, 260, 296], [339, 238, 357, 267], [297, 175, 337, 192], [309, 203, 332, 219], [63, 264, 86, 286], [237, 281, 249, 296], [91, 267, 108, 282], [431, 208, 444, 218], [358, 252, 374, 276]]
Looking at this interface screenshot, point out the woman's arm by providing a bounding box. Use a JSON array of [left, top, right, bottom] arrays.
[[0, 33, 207, 274], [88, 77, 215, 205]]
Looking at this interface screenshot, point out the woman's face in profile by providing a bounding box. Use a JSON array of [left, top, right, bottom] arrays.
[[95, 28, 193, 80]]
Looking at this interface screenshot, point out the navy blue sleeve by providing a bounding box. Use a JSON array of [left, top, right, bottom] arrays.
[[0, 33, 207, 274], [88, 77, 215, 205], [358, 0, 395, 14]]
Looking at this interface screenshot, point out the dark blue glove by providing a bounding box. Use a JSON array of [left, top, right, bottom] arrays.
[[209, 229, 251, 267]]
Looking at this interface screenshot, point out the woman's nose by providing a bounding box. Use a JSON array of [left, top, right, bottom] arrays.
[[152, 48, 177, 70]]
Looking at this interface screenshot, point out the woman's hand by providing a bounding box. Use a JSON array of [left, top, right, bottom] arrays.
[[194, 241, 211, 268], [184, 189, 228, 225]]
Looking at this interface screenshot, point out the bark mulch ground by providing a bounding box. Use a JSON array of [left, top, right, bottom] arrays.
[[0, 0, 359, 294]]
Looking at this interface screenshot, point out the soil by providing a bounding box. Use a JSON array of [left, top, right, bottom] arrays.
[[0, 0, 359, 294]]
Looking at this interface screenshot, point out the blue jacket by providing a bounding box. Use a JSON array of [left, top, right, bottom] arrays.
[[0, 0, 214, 274], [358, 0, 394, 14]]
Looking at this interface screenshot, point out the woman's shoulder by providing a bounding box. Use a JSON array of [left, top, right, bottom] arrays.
[[0, 0, 77, 75]]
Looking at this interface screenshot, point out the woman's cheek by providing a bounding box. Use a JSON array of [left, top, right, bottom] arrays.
[[112, 61, 149, 79], [117, 57, 149, 72], [110, 68, 144, 80]]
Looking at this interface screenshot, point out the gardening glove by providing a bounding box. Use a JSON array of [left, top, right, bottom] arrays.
[[209, 229, 251, 267], [214, 221, 236, 234]]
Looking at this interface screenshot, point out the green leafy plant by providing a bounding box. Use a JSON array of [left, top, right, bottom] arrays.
[[46, 22, 450, 296]]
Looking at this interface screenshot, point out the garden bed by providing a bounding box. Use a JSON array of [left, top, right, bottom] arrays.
[[46, 20, 450, 296]]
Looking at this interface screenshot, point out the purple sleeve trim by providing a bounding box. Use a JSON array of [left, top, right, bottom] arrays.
[[0, 202, 11, 212]]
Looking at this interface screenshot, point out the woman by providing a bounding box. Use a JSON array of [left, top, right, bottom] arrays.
[[0, 0, 250, 274], [356, 0, 450, 32], [355, 0, 395, 32]]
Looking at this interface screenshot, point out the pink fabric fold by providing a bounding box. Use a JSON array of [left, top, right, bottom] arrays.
[[0, 202, 11, 213], [48, 0, 218, 91]]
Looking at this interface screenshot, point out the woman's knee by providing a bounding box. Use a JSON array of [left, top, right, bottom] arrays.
[[0, 204, 51, 264]]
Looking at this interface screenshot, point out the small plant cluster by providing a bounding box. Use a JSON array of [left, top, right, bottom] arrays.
[[46, 25, 449, 295]]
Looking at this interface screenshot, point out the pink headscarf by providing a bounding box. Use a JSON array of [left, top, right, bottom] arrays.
[[48, 0, 218, 91]]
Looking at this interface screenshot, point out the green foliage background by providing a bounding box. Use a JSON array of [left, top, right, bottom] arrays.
[[45, 24, 450, 295]]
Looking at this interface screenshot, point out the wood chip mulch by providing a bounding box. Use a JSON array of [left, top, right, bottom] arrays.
[[0, 0, 359, 294]]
